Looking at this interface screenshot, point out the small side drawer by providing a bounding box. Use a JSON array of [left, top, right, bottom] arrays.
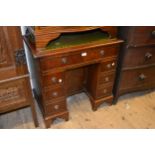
[[100, 59, 117, 72], [0, 77, 30, 113], [98, 72, 115, 85], [41, 72, 65, 88], [44, 99, 67, 116], [123, 46, 155, 68], [129, 27, 155, 46], [43, 87, 65, 102], [96, 84, 113, 99], [39, 44, 119, 71]]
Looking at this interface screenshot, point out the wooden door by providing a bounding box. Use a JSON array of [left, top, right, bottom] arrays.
[[0, 26, 27, 81]]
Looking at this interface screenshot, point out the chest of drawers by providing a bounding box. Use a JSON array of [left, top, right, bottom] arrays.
[[114, 26, 155, 102], [24, 26, 123, 128]]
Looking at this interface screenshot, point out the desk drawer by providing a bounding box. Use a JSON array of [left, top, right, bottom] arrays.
[[129, 27, 155, 46], [43, 87, 65, 102], [96, 84, 113, 99], [41, 72, 64, 88], [100, 59, 117, 72], [98, 72, 115, 85], [123, 46, 155, 68], [44, 99, 67, 116], [120, 66, 155, 90], [40, 45, 119, 71]]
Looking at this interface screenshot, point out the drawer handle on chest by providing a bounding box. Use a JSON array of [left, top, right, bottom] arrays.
[[61, 57, 67, 64], [151, 30, 155, 37], [139, 74, 146, 80], [81, 52, 87, 57], [145, 52, 152, 60], [54, 104, 59, 110]]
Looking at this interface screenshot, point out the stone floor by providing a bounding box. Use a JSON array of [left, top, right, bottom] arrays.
[[0, 90, 155, 129]]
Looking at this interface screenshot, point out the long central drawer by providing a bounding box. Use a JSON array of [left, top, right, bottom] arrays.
[[39, 44, 119, 71]]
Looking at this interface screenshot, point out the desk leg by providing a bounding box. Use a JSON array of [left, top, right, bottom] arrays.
[[45, 119, 52, 128], [44, 111, 69, 128]]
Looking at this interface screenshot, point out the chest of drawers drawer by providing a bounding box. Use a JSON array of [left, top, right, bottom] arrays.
[[123, 46, 155, 68], [120, 66, 155, 90], [39, 45, 119, 71], [128, 27, 155, 46]]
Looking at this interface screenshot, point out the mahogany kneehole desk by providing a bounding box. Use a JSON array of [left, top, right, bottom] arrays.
[[24, 26, 123, 128]]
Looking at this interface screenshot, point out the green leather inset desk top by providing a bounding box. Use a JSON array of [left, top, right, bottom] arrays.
[[46, 29, 110, 50]]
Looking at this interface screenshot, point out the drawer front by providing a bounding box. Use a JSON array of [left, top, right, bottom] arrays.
[[40, 45, 119, 71], [96, 84, 113, 99], [44, 100, 67, 116], [43, 87, 65, 102], [41, 72, 64, 88], [100, 59, 117, 72], [0, 77, 30, 113], [123, 46, 155, 68], [98, 72, 115, 85], [130, 27, 155, 45], [120, 66, 155, 90]]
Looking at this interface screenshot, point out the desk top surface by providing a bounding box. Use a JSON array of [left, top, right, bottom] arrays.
[[24, 28, 124, 58], [46, 29, 109, 50]]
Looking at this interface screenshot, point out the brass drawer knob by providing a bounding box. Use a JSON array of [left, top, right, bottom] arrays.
[[100, 50, 105, 56], [103, 89, 107, 93], [107, 64, 111, 68], [111, 62, 115, 66], [51, 77, 57, 83], [51, 77, 63, 84], [54, 105, 59, 110], [145, 52, 152, 59], [105, 77, 109, 82], [52, 92, 58, 97], [139, 74, 146, 80], [61, 57, 67, 64], [107, 62, 115, 69], [58, 78, 63, 83]]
